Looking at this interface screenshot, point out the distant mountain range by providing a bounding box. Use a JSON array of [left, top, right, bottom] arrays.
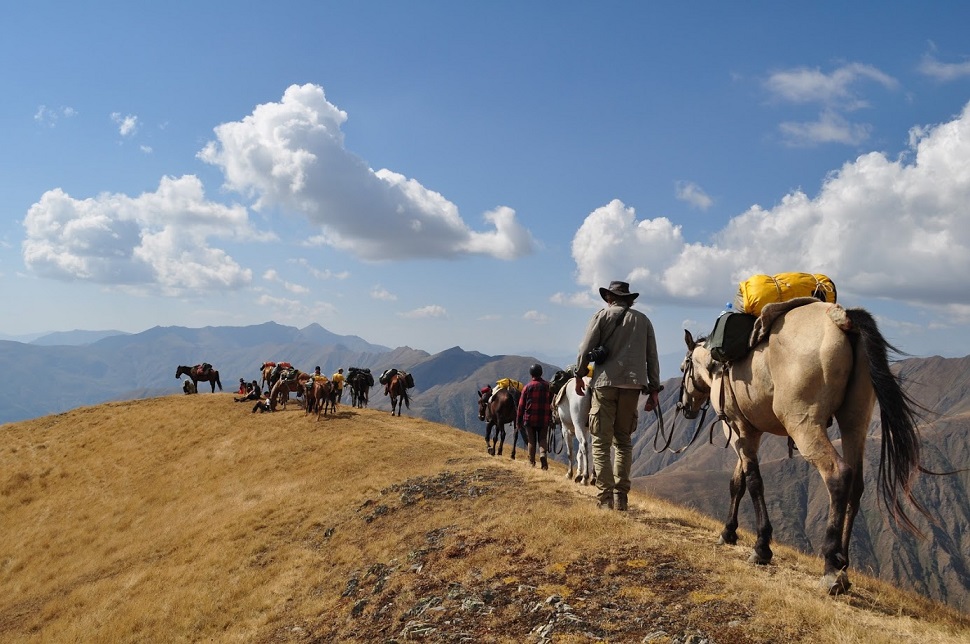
[[1, 321, 967, 613]]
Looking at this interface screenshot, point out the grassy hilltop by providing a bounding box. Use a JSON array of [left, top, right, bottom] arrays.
[[2, 394, 968, 643]]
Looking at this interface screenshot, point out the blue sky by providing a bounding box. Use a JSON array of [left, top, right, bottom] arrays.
[[2, 1, 970, 373]]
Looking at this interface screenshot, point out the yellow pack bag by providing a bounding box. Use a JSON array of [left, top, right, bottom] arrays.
[[496, 378, 524, 392], [735, 273, 837, 317]]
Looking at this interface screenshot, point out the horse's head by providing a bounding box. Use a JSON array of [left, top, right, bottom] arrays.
[[679, 329, 715, 420], [175, 365, 188, 379], [477, 386, 492, 421]]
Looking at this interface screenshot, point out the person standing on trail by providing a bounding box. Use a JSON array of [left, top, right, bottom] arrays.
[[516, 363, 553, 470], [332, 368, 345, 403], [575, 280, 661, 511]]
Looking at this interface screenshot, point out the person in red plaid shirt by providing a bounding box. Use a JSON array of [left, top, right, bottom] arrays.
[[516, 364, 553, 470]]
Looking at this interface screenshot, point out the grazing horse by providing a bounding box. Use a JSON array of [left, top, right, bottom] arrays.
[[269, 372, 308, 411], [347, 368, 373, 409], [305, 380, 335, 420], [553, 377, 595, 485], [678, 300, 928, 595], [477, 386, 525, 459], [385, 373, 410, 416], [176, 365, 222, 393]]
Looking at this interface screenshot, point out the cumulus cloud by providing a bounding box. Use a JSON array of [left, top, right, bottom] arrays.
[[111, 112, 139, 137], [22, 175, 263, 293], [674, 181, 713, 210], [523, 310, 549, 324], [779, 109, 872, 147], [198, 83, 536, 261], [399, 305, 447, 319], [567, 101, 970, 311], [255, 292, 336, 321]]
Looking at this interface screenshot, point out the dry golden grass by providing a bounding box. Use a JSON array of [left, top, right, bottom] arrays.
[[1, 394, 967, 643]]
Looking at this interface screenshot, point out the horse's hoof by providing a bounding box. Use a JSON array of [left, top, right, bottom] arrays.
[[747, 550, 772, 565], [487, 447, 495, 456], [574, 474, 583, 483], [821, 571, 851, 595], [718, 533, 738, 546], [509, 454, 516, 460]]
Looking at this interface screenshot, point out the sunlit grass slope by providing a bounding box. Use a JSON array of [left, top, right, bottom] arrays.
[[1, 394, 967, 642]]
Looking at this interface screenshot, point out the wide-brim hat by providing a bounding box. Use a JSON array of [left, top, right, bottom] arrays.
[[599, 280, 638, 302]]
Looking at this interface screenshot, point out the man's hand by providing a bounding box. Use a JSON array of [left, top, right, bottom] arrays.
[[643, 389, 660, 412], [574, 377, 586, 396]]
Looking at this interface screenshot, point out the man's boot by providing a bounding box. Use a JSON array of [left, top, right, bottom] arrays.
[[596, 490, 614, 510], [540, 456, 548, 470], [615, 491, 628, 512]]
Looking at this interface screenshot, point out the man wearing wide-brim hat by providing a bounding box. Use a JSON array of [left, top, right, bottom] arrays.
[[575, 280, 661, 511]]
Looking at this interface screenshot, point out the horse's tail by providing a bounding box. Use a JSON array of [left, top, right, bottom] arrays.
[[846, 308, 931, 536], [403, 386, 410, 409], [215, 371, 223, 391]]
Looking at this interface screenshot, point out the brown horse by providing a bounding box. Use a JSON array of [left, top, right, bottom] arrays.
[[304, 379, 335, 420], [176, 365, 222, 393], [678, 300, 929, 595], [260, 362, 276, 392], [269, 372, 308, 411], [386, 373, 410, 416], [477, 386, 525, 459]]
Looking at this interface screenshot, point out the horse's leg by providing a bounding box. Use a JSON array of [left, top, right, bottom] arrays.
[[734, 433, 773, 565], [485, 420, 496, 456], [561, 422, 575, 480], [718, 456, 746, 546], [794, 424, 855, 594], [578, 428, 591, 485], [497, 423, 508, 457]]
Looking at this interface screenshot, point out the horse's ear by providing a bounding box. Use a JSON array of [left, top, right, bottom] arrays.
[[684, 329, 696, 350]]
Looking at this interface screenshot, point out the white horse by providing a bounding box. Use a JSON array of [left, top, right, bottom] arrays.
[[553, 376, 594, 485]]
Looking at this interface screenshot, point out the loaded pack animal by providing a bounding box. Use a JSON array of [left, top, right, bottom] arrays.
[[347, 367, 374, 409], [552, 376, 595, 485], [269, 369, 308, 411], [477, 385, 526, 459], [677, 299, 930, 595], [175, 364, 222, 393], [260, 362, 277, 392], [385, 372, 410, 416]]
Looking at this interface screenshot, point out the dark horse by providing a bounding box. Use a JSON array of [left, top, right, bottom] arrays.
[[678, 300, 930, 594], [386, 373, 410, 416], [477, 386, 526, 459], [347, 368, 372, 409], [176, 365, 222, 393]]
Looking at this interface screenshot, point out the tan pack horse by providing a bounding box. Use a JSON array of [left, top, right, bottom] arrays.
[[678, 300, 928, 595]]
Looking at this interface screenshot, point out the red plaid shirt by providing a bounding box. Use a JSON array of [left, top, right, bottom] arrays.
[[516, 377, 552, 429]]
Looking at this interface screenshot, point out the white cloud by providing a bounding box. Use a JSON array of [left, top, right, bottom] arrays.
[[778, 109, 872, 147], [263, 268, 309, 294], [197, 83, 536, 261], [22, 175, 264, 293], [111, 112, 139, 137], [523, 310, 549, 324], [765, 63, 898, 108], [34, 105, 76, 127], [569, 101, 970, 311], [370, 285, 397, 301], [918, 55, 970, 81], [550, 291, 597, 308], [674, 181, 713, 210], [140, 145, 153, 154], [255, 292, 336, 321], [290, 258, 349, 280], [399, 305, 447, 319]]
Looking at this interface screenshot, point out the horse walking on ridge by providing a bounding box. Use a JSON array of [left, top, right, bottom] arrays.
[[553, 377, 595, 485], [386, 373, 409, 416], [347, 368, 373, 409], [677, 300, 930, 595], [176, 364, 222, 393], [477, 386, 526, 459]]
